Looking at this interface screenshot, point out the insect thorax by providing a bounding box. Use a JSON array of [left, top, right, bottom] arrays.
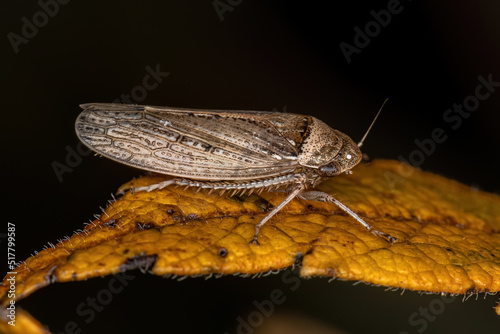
[[297, 117, 362, 175]]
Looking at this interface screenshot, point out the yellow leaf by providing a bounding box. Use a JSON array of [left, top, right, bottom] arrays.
[[1, 159, 500, 332], [0, 308, 49, 334]]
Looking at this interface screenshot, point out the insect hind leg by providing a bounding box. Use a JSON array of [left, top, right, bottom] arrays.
[[298, 191, 397, 244]]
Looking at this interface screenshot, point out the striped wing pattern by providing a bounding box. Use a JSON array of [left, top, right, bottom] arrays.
[[75, 104, 307, 180]]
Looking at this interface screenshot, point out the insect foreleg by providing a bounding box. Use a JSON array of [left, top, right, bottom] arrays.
[[298, 191, 397, 244], [250, 185, 305, 246]]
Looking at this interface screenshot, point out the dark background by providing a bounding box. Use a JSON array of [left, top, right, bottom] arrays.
[[2, 1, 500, 333]]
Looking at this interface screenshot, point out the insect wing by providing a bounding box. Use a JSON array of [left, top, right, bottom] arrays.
[[75, 104, 305, 180]]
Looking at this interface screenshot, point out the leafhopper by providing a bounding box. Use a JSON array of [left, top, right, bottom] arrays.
[[75, 101, 393, 245]]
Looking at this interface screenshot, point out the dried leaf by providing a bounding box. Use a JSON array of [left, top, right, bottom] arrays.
[[2, 159, 500, 332]]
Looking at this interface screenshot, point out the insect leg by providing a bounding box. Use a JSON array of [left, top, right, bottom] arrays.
[[134, 179, 177, 192], [117, 179, 177, 195], [250, 185, 305, 246], [298, 191, 397, 244]]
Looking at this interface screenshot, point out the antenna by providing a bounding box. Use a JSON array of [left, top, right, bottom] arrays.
[[357, 98, 388, 148]]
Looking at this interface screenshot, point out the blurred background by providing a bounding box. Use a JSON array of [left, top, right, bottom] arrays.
[[2, 0, 500, 333]]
